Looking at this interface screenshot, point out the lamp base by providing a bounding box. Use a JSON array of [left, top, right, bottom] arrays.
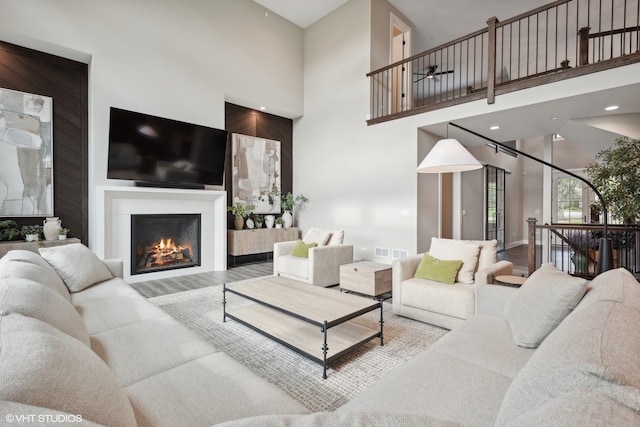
[[596, 238, 614, 275]]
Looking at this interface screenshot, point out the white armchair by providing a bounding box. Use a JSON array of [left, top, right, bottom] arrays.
[[392, 238, 513, 329], [273, 228, 353, 287]]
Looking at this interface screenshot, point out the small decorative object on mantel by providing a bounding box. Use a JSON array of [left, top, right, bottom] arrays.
[[280, 192, 309, 228], [43, 217, 62, 241], [264, 215, 275, 229], [245, 219, 255, 229], [275, 217, 283, 229], [21, 225, 43, 242], [252, 214, 263, 229], [227, 202, 256, 230], [58, 227, 70, 240]]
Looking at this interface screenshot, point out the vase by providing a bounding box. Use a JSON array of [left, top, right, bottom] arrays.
[[264, 215, 275, 229], [58, 235, 67, 240], [234, 217, 244, 230], [246, 219, 254, 229], [26, 234, 39, 242], [43, 217, 62, 241], [571, 252, 588, 274], [282, 211, 293, 228], [275, 223, 282, 229]]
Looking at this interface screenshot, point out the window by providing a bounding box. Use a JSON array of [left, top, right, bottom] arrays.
[[556, 176, 583, 223]]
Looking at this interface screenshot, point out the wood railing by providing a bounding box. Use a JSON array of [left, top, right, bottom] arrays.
[[368, 0, 640, 125], [527, 218, 640, 279]]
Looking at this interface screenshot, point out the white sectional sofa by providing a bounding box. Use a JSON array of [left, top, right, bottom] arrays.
[[0, 244, 307, 426], [220, 264, 640, 426]]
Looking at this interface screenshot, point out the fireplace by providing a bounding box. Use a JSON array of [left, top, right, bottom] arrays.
[[131, 214, 201, 275]]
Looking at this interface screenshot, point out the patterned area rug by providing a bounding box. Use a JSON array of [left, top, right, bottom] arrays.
[[149, 280, 447, 412]]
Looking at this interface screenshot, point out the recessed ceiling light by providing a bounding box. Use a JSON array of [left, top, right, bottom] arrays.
[[605, 105, 619, 111], [259, 106, 266, 111], [489, 125, 500, 130], [550, 116, 558, 120]]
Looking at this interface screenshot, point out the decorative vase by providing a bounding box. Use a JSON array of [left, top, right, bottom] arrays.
[[275, 223, 282, 229], [26, 234, 39, 242], [43, 217, 62, 241], [282, 211, 293, 228], [234, 217, 244, 230], [246, 219, 254, 229], [58, 235, 67, 240], [264, 215, 275, 229], [571, 252, 588, 274]]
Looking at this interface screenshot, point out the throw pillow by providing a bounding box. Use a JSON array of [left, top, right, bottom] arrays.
[[414, 253, 463, 285], [503, 263, 588, 348], [39, 243, 113, 293], [428, 238, 480, 284], [0, 277, 91, 346], [290, 240, 317, 258], [302, 228, 331, 246], [467, 239, 498, 272], [327, 230, 345, 245]]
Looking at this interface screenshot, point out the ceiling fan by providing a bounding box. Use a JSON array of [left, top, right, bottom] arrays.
[[414, 65, 454, 83]]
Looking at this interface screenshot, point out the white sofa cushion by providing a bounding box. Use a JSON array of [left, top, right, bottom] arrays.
[[302, 227, 331, 246], [0, 254, 70, 302], [467, 239, 498, 272], [400, 277, 475, 321], [40, 243, 113, 292], [327, 230, 344, 245], [276, 255, 309, 279], [496, 268, 640, 426], [503, 263, 587, 348], [0, 313, 137, 427], [0, 277, 90, 346], [429, 238, 480, 284]]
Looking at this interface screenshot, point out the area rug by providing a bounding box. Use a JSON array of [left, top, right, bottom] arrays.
[[149, 281, 447, 412]]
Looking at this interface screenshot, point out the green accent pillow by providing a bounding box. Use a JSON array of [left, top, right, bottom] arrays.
[[414, 253, 463, 285], [290, 240, 317, 258]]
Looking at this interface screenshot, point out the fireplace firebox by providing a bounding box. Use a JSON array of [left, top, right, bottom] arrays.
[[131, 214, 201, 275]]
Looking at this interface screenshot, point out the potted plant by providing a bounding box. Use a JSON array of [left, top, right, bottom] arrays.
[[59, 227, 70, 240], [280, 192, 309, 228], [227, 202, 256, 230], [585, 136, 640, 224], [0, 220, 21, 241], [565, 231, 599, 274], [274, 217, 283, 229], [21, 225, 43, 242]]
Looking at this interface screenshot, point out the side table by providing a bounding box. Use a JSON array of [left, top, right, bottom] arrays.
[[340, 261, 392, 299], [493, 274, 527, 288]]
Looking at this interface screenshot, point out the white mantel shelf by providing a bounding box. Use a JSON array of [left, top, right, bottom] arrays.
[[95, 185, 227, 283]]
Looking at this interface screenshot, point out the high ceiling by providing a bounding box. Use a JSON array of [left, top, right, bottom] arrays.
[[253, 0, 640, 153]]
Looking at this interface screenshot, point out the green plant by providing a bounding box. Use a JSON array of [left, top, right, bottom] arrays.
[[0, 220, 21, 241], [280, 192, 309, 212], [21, 224, 43, 237], [252, 214, 263, 225], [227, 202, 255, 219], [585, 137, 640, 224], [59, 227, 70, 235], [274, 216, 283, 225]]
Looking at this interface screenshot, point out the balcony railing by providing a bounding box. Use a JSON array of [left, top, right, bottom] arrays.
[[368, 0, 640, 124], [527, 218, 640, 279]]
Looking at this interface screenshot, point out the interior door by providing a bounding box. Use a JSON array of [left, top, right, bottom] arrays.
[[486, 166, 506, 251]]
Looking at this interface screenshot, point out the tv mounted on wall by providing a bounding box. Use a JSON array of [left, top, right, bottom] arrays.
[[107, 107, 228, 189]]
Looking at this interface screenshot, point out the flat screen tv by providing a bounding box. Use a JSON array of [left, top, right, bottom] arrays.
[[107, 107, 228, 188]]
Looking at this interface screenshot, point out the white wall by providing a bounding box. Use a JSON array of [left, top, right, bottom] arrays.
[[0, 0, 304, 248]]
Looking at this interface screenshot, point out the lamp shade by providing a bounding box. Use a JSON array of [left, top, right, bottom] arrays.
[[417, 138, 483, 173]]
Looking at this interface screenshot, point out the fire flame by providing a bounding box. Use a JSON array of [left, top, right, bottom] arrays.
[[141, 237, 193, 267]]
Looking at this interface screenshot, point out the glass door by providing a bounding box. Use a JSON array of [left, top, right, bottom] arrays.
[[486, 166, 506, 251]]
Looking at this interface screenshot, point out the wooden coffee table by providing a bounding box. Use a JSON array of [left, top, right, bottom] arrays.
[[223, 276, 383, 379]]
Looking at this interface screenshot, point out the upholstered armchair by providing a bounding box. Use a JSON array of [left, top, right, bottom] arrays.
[[392, 238, 513, 329], [273, 228, 353, 287]]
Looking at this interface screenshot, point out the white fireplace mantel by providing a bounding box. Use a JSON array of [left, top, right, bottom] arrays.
[[95, 185, 227, 283]]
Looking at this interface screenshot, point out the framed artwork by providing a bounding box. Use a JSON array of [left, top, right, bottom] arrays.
[[0, 87, 54, 216], [231, 133, 281, 214]]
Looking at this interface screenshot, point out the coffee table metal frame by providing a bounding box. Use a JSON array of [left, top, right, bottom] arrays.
[[223, 276, 384, 379]]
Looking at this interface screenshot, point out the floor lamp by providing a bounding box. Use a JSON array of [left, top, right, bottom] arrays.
[[417, 122, 614, 275]]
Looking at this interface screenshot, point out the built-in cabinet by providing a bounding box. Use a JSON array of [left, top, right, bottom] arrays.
[[228, 227, 298, 261]]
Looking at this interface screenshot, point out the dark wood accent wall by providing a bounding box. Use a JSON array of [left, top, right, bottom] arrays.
[[224, 102, 293, 220], [0, 41, 89, 244]]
